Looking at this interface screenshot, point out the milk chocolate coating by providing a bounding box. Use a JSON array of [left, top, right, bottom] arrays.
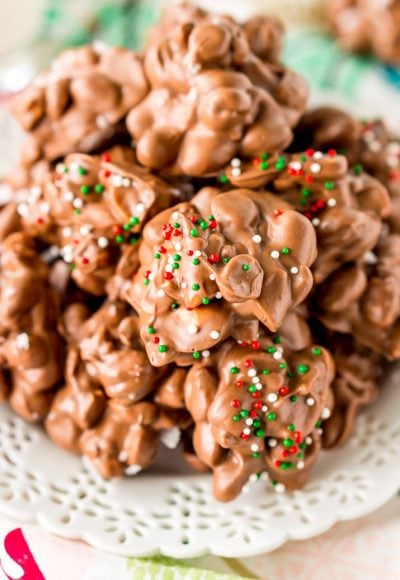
[[222, 149, 390, 283], [127, 187, 316, 365], [184, 336, 334, 501], [321, 335, 382, 448], [126, 5, 308, 175], [45, 300, 191, 476], [327, 0, 400, 65], [315, 232, 400, 360], [0, 233, 63, 421], [17, 149, 181, 295], [10, 45, 148, 165]]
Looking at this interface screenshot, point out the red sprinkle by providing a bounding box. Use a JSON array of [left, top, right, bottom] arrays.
[[244, 359, 253, 368], [209, 220, 217, 230], [164, 272, 173, 280], [275, 460, 282, 467], [252, 391, 261, 398], [240, 433, 250, 440], [112, 225, 123, 235], [328, 149, 337, 157], [252, 401, 263, 410], [152, 337, 160, 344], [208, 253, 220, 264], [305, 175, 314, 183], [273, 208, 283, 217], [236, 380, 244, 388], [249, 410, 258, 418], [231, 399, 240, 408], [279, 386, 289, 397], [306, 148, 315, 157], [82, 257, 89, 265], [251, 341, 260, 350], [101, 153, 112, 162]]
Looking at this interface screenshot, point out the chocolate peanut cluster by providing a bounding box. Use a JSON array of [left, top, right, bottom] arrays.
[[1, 4, 396, 502], [327, 0, 400, 65]]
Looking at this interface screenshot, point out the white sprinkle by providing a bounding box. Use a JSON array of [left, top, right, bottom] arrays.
[[56, 163, 66, 174], [271, 250, 280, 259], [363, 251, 377, 265], [69, 162, 80, 173], [306, 397, 315, 406], [249, 474, 258, 483], [369, 140, 382, 153], [268, 438, 277, 448], [243, 428, 251, 435], [248, 369, 257, 377], [305, 436, 313, 445], [327, 198, 337, 207], [112, 174, 123, 187], [210, 330, 220, 340], [256, 384, 263, 391], [96, 115, 110, 129], [174, 243, 182, 251], [188, 325, 198, 335], [245, 418, 253, 426], [317, 428, 323, 435], [122, 177, 131, 188], [297, 461, 305, 470], [216, 292, 222, 299], [290, 161, 302, 170], [231, 158, 241, 168], [64, 191, 74, 202], [262, 405, 268, 412], [275, 483, 286, 494], [160, 427, 181, 449], [253, 376, 260, 384], [80, 225, 92, 236], [63, 227, 73, 238], [97, 236, 109, 248], [165, 265, 173, 273], [231, 167, 241, 177], [17, 203, 29, 217], [118, 451, 128, 462], [157, 289, 165, 297], [172, 212, 180, 220], [310, 162, 321, 173], [167, 257, 175, 265], [273, 351, 283, 360], [267, 393, 278, 403], [148, 273, 155, 281], [321, 407, 331, 419], [39, 202, 50, 214], [261, 472, 269, 482], [312, 217, 320, 227], [194, 250, 201, 257], [290, 266, 299, 275], [136, 203, 145, 213], [252, 234, 262, 244], [209, 274, 216, 281], [202, 350, 210, 358], [313, 151, 323, 160], [250, 444, 259, 452], [242, 485, 250, 494], [16, 333, 30, 350], [125, 464, 142, 476], [73, 198, 83, 209]]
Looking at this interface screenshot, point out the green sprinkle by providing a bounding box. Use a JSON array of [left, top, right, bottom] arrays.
[[172, 263, 179, 270], [94, 184, 104, 194], [297, 452, 304, 459], [190, 229, 198, 238], [248, 385, 257, 393], [192, 258, 200, 265], [129, 216, 140, 226], [242, 264, 250, 271], [273, 336, 281, 344], [300, 199, 308, 207], [144, 279, 150, 286], [300, 155, 307, 162], [230, 366, 239, 374], [223, 257, 230, 264], [129, 236, 139, 245], [261, 152, 270, 161], [147, 327, 155, 334], [240, 410, 249, 418], [299, 442, 306, 449], [287, 424, 295, 431], [281, 247, 291, 255], [192, 351, 201, 360], [154, 253, 161, 259], [208, 215, 215, 221], [253, 452, 261, 459], [173, 222, 180, 229], [260, 161, 269, 171], [353, 163, 363, 175], [232, 415, 240, 422], [283, 438, 293, 447], [253, 420, 261, 428], [267, 346, 277, 354], [279, 362, 287, 369], [80, 185, 90, 195], [263, 369, 270, 375], [123, 224, 131, 231], [267, 412, 277, 421], [202, 297, 210, 305], [290, 395, 298, 403], [301, 188, 311, 197], [297, 364, 309, 375], [219, 174, 229, 184], [78, 167, 87, 175], [287, 371, 295, 378], [171, 303, 179, 310], [115, 235, 124, 244], [324, 181, 334, 190], [199, 220, 208, 230], [74, 209, 81, 215], [158, 345, 168, 353], [312, 347, 322, 356], [173, 254, 181, 261], [192, 283, 200, 291], [255, 429, 265, 438], [315, 420, 322, 428]]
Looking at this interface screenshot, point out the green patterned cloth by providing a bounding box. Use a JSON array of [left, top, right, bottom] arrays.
[[127, 556, 253, 579]]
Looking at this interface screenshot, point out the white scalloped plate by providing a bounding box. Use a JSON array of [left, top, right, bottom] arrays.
[[0, 364, 398, 558]]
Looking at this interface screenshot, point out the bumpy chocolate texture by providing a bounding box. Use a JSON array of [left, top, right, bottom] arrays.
[[0, 232, 63, 421], [126, 5, 308, 175], [321, 335, 382, 448], [293, 107, 400, 233], [17, 149, 181, 295], [222, 149, 391, 283], [46, 300, 191, 477], [184, 334, 334, 502], [10, 45, 148, 170], [128, 187, 316, 366], [315, 232, 400, 360], [327, 0, 400, 65]]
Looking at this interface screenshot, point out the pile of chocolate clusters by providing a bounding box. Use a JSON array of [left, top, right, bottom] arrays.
[[1, 4, 399, 502]]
